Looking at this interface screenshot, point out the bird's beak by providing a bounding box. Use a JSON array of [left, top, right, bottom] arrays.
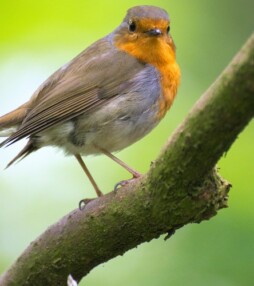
[[146, 29, 162, 36]]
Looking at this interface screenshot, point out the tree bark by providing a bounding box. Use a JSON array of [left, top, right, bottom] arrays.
[[0, 34, 253, 286]]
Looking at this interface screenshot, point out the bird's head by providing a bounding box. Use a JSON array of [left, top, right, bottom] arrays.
[[114, 6, 176, 66]]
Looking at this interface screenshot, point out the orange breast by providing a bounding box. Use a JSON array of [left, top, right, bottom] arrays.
[[115, 33, 181, 119], [157, 59, 181, 118]]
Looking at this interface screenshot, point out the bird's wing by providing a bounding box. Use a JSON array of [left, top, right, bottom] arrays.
[[2, 37, 145, 146]]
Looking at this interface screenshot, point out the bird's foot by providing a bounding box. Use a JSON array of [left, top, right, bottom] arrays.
[[79, 189, 104, 210], [114, 174, 142, 192], [79, 198, 96, 210]]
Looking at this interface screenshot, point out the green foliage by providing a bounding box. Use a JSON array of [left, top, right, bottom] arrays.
[[0, 1, 253, 285]]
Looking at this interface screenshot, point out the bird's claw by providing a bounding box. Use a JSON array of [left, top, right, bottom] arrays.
[[114, 177, 140, 193], [79, 198, 95, 210], [114, 180, 128, 192]]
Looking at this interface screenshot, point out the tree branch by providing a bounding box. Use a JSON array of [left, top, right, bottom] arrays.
[[1, 34, 253, 286]]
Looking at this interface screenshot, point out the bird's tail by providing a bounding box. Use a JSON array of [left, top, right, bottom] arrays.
[[0, 127, 18, 138], [5, 140, 37, 169], [0, 102, 35, 167], [0, 102, 29, 138]]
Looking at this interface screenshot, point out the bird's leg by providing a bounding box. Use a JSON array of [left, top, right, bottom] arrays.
[[75, 154, 103, 209], [93, 145, 142, 191], [94, 145, 141, 178]]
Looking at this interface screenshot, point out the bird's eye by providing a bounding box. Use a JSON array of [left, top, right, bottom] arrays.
[[167, 26, 170, 34], [129, 21, 136, 32]]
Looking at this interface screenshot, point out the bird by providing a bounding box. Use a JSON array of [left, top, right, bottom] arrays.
[[0, 5, 181, 205]]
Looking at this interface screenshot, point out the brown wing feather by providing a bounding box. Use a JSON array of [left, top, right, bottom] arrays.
[[1, 37, 145, 147], [3, 84, 101, 145]]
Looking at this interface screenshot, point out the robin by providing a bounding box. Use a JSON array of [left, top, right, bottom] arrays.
[[0, 5, 180, 205]]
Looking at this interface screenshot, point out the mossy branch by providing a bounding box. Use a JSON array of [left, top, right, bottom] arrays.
[[0, 34, 253, 286]]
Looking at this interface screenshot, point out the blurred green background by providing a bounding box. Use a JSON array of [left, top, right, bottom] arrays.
[[0, 0, 253, 285]]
